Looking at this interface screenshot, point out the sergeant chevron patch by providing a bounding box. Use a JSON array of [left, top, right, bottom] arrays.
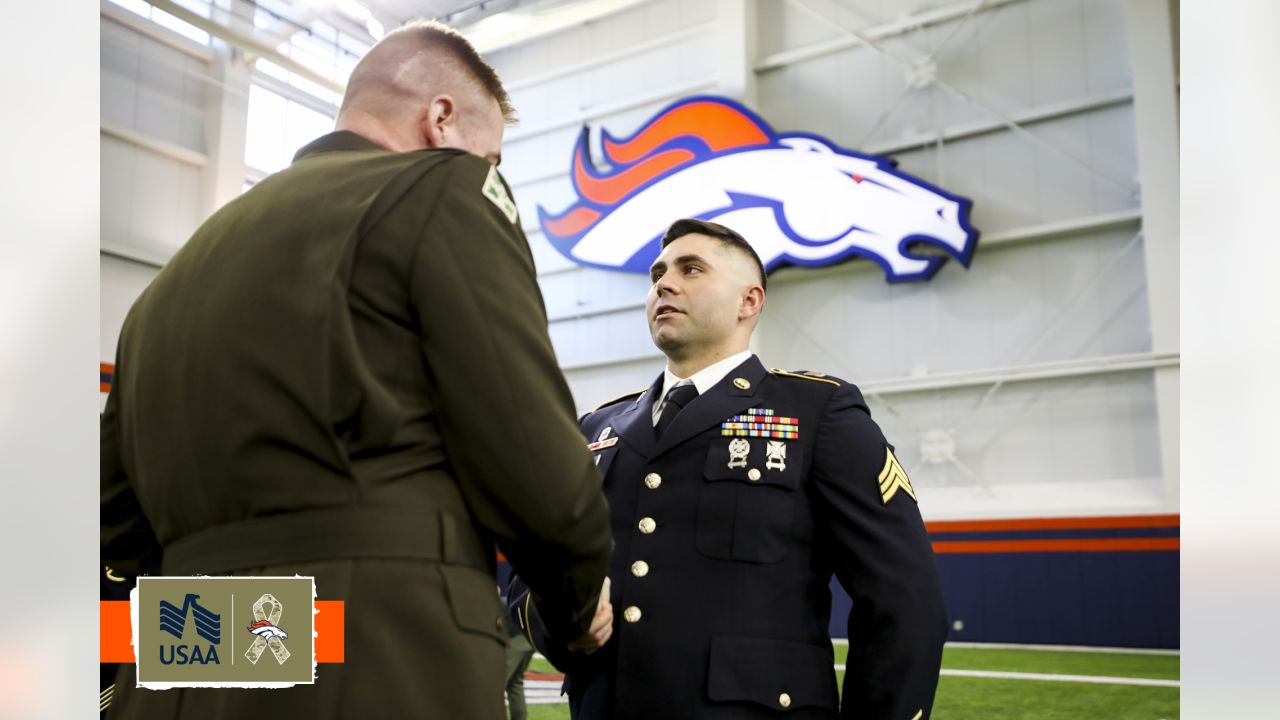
[[878, 447, 917, 504]]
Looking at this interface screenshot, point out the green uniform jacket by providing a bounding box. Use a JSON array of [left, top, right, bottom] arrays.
[[101, 131, 613, 719]]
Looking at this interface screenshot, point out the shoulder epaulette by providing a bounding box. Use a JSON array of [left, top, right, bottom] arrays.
[[595, 389, 646, 411], [770, 369, 842, 387]]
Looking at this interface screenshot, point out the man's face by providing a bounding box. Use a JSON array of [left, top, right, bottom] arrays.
[[646, 233, 754, 356]]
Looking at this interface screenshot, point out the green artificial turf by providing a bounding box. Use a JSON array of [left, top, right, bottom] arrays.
[[929, 676, 1178, 720], [938, 647, 1179, 681], [518, 644, 1180, 720], [832, 643, 1179, 681], [526, 706, 571, 720]]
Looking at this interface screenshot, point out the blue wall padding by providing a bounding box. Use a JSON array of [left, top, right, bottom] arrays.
[[827, 551, 1179, 649]]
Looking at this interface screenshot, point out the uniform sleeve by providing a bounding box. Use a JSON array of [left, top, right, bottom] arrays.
[[505, 573, 583, 672], [809, 383, 948, 720], [100, 353, 161, 578], [408, 156, 612, 645]]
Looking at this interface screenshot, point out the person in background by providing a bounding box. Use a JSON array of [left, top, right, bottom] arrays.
[[503, 588, 537, 720]]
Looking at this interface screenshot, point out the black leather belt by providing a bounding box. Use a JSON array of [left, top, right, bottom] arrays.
[[161, 506, 492, 575]]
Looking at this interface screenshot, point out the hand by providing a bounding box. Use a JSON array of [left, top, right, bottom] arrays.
[[567, 577, 612, 654]]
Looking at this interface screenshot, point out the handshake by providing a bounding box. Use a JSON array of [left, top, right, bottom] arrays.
[[568, 577, 613, 655]]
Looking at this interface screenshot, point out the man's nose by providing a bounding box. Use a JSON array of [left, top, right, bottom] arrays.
[[655, 275, 680, 296]]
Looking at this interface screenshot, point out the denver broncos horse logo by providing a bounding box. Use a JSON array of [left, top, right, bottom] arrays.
[[537, 96, 979, 282]]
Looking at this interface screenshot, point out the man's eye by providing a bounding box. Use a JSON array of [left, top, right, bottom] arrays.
[[685, 266, 702, 274], [650, 271, 663, 283]]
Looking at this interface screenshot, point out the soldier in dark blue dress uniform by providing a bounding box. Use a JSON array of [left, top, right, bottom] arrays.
[[512, 219, 948, 720]]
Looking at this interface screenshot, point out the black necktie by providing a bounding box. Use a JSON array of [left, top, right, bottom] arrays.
[[655, 382, 698, 437]]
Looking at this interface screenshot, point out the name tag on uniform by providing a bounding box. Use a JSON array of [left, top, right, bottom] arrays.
[[587, 437, 619, 452]]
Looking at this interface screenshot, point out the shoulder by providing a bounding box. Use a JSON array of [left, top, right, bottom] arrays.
[[768, 368, 845, 388], [411, 152, 521, 226], [395, 149, 480, 196], [578, 389, 646, 433], [768, 368, 870, 412], [593, 388, 647, 413]]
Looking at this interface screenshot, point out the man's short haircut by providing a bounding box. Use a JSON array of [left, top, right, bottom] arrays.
[[371, 20, 515, 123], [661, 218, 767, 291]]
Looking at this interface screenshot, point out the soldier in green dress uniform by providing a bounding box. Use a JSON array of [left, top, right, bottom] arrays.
[[102, 21, 613, 719]]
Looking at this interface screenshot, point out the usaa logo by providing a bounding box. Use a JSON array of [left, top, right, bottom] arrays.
[[157, 593, 221, 665], [538, 95, 980, 283]]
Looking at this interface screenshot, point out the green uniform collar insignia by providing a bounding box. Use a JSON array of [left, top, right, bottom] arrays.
[[482, 165, 519, 225]]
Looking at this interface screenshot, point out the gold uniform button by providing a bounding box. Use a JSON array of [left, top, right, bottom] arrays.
[[778, 692, 792, 708], [496, 616, 505, 632], [623, 606, 642, 623], [733, 377, 751, 390], [638, 517, 656, 534], [747, 468, 762, 481], [644, 472, 662, 489], [631, 560, 649, 577]]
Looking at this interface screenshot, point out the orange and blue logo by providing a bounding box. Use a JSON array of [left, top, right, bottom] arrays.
[[538, 96, 979, 282]]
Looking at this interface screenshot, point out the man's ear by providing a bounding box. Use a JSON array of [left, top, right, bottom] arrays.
[[420, 95, 457, 148], [739, 285, 765, 321]]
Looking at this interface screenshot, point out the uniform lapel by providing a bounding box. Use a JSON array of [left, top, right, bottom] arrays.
[[651, 356, 768, 460], [609, 373, 663, 458]]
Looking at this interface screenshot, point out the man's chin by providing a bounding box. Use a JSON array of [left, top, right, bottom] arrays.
[[651, 331, 684, 354]]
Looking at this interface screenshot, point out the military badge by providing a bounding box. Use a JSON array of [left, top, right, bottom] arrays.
[[727, 438, 750, 469], [765, 441, 787, 471], [720, 408, 799, 439]]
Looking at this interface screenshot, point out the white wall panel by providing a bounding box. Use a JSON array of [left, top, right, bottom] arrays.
[[1081, 0, 1131, 93], [549, 309, 656, 369], [527, 230, 580, 276], [101, 17, 210, 154], [541, 266, 653, 320], [100, 136, 137, 253], [1089, 105, 1141, 214], [889, 371, 1164, 519], [564, 357, 667, 416], [756, 0, 853, 59], [493, 0, 716, 88], [101, 135, 205, 261], [102, 19, 142, 129], [102, 16, 211, 266], [101, 254, 160, 360], [1028, 0, 1090, 102], [973, 3, 1035, 114], [756, 227, 1150, 380]]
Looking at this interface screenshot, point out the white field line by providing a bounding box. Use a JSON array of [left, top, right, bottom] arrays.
[[944, 641, 1180, 656], [831, 665, 1178, 688], [524, 679, 567, 705], [938, 669, 1178, 687], [829, 639, 1180, 656]]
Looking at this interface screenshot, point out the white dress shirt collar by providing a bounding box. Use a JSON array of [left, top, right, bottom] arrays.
[[652, 350, 754, 424]]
